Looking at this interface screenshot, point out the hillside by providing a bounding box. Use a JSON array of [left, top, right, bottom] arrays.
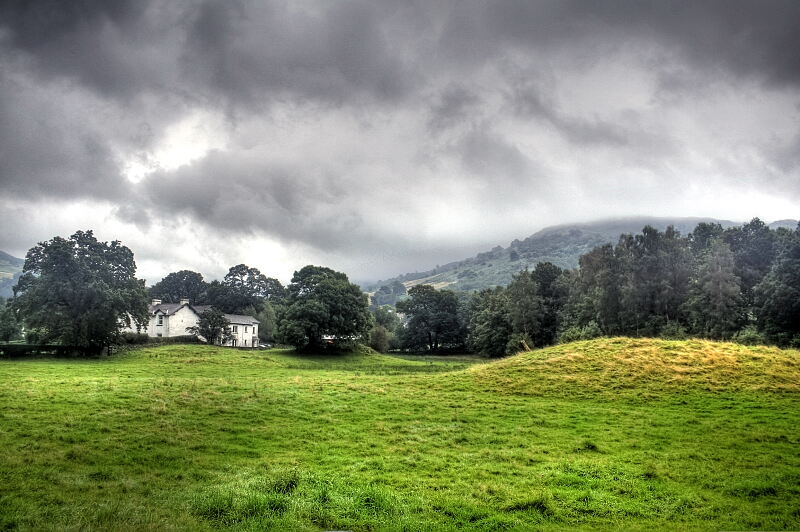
[[0, 250, 23, 298], [472, 337, 800, 398], [368, 217, 797, 295], [1, 341, 798, 530]]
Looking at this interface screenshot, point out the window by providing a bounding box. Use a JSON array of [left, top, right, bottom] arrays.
[[232, 325, 238, 333], [157, 315, 163, 326], [245, 326, 249, 333]]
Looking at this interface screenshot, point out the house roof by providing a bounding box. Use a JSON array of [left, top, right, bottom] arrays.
[[150, 303, 187, 316], [224, 314, 260, 325], [150, 303, 259, 325]]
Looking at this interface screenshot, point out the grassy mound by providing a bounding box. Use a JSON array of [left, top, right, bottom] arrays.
[[472, 337, 800, 397]]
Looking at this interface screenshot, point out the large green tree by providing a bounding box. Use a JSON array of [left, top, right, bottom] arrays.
[[12, 230, 149, 349], [277, 265, 370, 351], [755, 224, 800, 344], [397, 284, 464, 352], [206, 264, 286, 314], [0, 301, 21, 342], [685, 239, 743, 339], [149, 270, 208, 304], [186, 308, 233, 345], [467, 287, 511, 357]]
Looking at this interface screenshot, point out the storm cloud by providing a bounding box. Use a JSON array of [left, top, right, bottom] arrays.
[[0, 0, 798, 283]]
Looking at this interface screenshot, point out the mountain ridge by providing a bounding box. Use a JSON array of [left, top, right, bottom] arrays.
[[367, 216, 797, 297]]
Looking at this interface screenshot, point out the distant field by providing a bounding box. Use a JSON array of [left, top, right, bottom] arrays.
[[0, 339, 798, 530]]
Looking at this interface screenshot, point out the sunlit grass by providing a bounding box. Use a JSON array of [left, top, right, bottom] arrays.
[[0, 339, 798, 530]]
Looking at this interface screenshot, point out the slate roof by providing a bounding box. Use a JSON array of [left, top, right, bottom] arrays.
[[149, 303, 187, 316], [150, 303, 259, 324], [224, 314, 260, 325]]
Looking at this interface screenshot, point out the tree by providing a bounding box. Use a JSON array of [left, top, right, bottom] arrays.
[[0, 302, 21, 342], [754, 224, 800, 344], [186, 308, 233, 345], [467, 287, 511, 357], [369, 325, 391, 352], [685, 239, 743, 339], [723, 218, 776, 306], [506, 269, 545, 349], [531, 262, 567, 346], [277, 265, 371, 351], [396, 285, 464, 352], [206, 264, 286, 314], [149, 270, 207, 304], [12, 230, 148, 349]]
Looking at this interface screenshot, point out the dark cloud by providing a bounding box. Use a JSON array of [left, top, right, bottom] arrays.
[[1, 0, 799, 281]]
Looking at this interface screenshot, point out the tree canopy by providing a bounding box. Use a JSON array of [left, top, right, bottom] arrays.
[[149, 270, 207, 304], [186, 308, 233, 345], [12, 230, 149, 348], [277, 265, 370, 350]]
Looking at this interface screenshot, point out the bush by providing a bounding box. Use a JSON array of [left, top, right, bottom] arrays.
[[369, 325, 391, 353], [733, 326, 767, 346], [660, 322, 688, 340], [114, 333, 201, 346], [559, 321, 603, 343], [118, 332, 150, 344]]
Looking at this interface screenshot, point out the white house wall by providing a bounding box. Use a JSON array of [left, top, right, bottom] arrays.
[[160, 306, 198, 337]]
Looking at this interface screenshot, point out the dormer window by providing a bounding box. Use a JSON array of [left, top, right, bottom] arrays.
[[157, 314, 163, 326]]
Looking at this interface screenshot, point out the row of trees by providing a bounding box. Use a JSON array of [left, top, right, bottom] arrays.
[[0, 230, 373, 352], [2, 219, 797, 355], [390, 219, 800, 355]]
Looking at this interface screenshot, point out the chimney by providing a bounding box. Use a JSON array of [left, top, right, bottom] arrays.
[[180, 298, 190, 305], [151, 299, 162, 305]]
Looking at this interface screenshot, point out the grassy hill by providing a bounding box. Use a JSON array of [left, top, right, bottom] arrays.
[[368, 217, 797, 294], [0, 339, 798, 530]]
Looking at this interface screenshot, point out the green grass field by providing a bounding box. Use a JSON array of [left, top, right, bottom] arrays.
[[1, 338, 798, 530]]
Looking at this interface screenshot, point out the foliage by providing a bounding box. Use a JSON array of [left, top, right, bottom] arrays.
[[368, 325, 391, 352], [754, 224, 800, 345], [277, 265, 371, 351], [0, 302, 21, 342], [253, 301, 278, 343], [205, 264, 286, 315], [685, 239, 743, 339], [397, 285, 465, 352], [186, 308, 233, 345], [732, 325, 767, 346], [371, 280, 406, 307], [148, 270, 207, 304], [558, 321, 603, 343], [467, 287, 511, 357], [12, 230, 148, 348]]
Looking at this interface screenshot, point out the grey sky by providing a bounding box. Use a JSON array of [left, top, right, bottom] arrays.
[[1, 0, 798, 284]]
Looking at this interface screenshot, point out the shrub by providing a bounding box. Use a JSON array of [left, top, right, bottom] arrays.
[[118, 332, 150, 344], [559, 321, 603, 343], [732, 326, 766, 346], [660, 322, 688, 340], [369, 325, 391, 353]]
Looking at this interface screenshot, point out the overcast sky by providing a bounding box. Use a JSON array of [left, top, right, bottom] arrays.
[[1, 0, 798, 284]]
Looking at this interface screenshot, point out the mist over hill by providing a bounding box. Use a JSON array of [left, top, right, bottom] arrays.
[[0, 250, 23, 298], [367, 217, 796, 295]]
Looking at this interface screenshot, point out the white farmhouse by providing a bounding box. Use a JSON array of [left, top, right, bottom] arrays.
[[138, 299, 260, 348]]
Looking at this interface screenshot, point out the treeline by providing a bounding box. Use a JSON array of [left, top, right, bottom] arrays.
[[386, 219, 800, 355], [3, 219, 798, 355]]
